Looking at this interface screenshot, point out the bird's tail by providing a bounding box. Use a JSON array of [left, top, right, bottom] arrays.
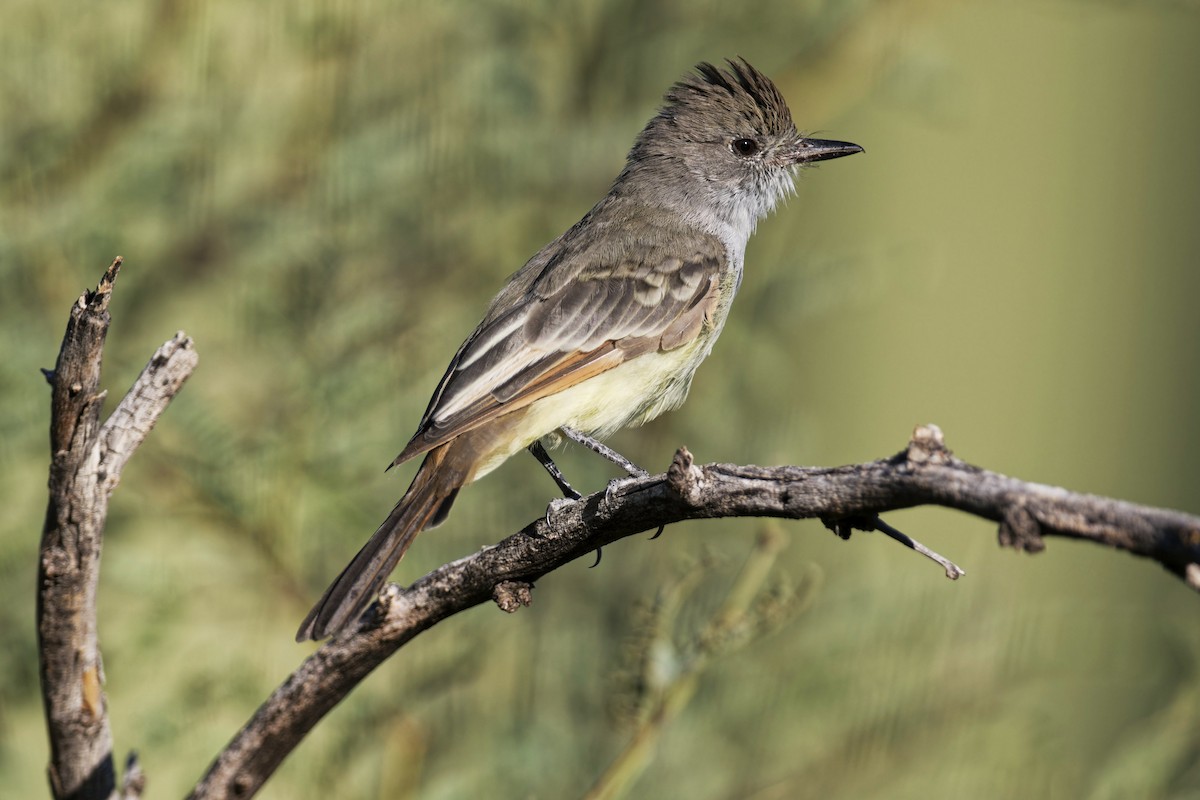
[[296, 443, 468, 641]]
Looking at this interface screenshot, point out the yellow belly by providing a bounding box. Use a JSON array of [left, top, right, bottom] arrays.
[[471, 334, 713, 479]]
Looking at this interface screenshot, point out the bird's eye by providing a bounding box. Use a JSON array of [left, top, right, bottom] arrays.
[[731, 138, 760, 157]]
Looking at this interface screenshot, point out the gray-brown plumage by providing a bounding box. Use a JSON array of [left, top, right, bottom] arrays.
[[297, 58, 861, 641]]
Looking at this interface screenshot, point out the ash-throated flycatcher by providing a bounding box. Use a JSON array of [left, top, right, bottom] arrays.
[[297, 58, 862, 641]]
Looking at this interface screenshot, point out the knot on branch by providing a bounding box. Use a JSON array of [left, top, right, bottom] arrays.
[[667, 446, 704, 505], [999, 504, 1045, 553], [492, 581, 533, 613], [906, 424, 952, 465], [821, 516, 861, 541]]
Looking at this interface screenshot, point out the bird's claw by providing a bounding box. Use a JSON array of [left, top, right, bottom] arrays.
[[603, 475, 640, 504]]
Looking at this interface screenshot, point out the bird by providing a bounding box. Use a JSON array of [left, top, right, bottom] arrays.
[[297, 58, 862, 641]]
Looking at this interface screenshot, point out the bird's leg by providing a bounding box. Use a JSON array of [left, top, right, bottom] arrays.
[[528, 440, 582, 500], [528, 439, 605, 566], [559, 426, 665, 541], [559, 426, 648, 477]]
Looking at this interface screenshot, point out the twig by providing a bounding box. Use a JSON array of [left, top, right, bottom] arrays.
[[824, 514, 965, 579]]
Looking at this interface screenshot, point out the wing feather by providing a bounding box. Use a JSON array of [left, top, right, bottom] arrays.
[[391, 209, 726, 467]]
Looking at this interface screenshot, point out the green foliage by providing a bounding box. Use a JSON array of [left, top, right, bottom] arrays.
[[4, 1, 1200, 798]]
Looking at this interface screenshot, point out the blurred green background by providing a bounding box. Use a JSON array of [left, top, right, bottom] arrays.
[[4, 1, 1200, 797]]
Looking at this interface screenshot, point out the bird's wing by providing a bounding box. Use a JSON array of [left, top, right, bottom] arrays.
[[391, 232, 725, 466]]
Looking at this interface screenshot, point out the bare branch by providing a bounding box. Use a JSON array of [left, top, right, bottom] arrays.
[[97, 331, 197, 492], [189, 425, 1200, 799], [39, 257, 198, 800]]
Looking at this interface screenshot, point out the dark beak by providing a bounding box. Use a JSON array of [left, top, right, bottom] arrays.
[[790, 138, 864, 164]]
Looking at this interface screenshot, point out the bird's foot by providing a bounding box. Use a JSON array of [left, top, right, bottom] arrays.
[[603, 474, 643, 504]]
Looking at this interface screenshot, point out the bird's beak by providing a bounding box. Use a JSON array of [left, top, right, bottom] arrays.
[[788, 138, 864, 164]]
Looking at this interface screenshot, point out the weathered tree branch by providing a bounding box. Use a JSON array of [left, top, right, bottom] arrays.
[[189, 425, 1200, 799], [40, 257, 198, 800]]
